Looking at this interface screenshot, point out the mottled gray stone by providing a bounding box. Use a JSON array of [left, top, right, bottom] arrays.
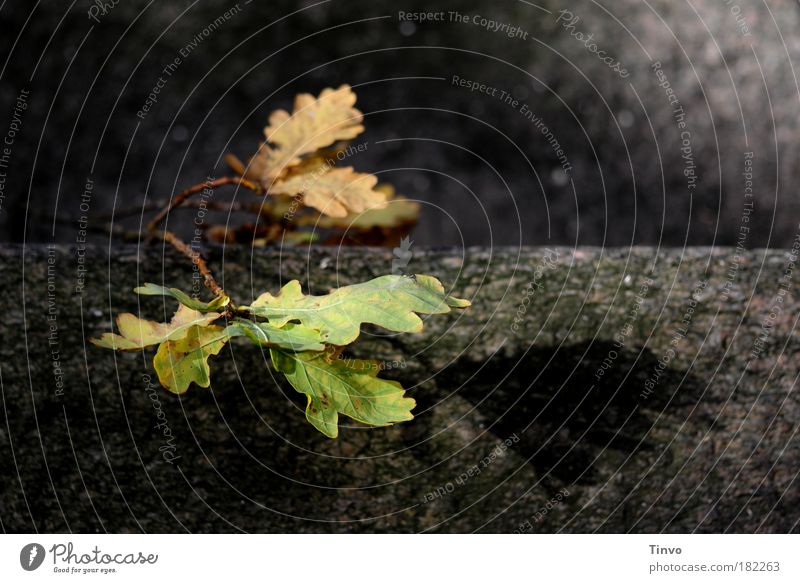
[[0, 244, 798, 533]]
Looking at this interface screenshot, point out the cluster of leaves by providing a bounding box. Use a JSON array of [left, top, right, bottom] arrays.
[[220, 85, 419, 247], [95, 86, 470, 439], [92, 277, 470, 438]]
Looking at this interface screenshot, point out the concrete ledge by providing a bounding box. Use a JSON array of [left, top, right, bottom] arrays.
[[1, 245, 798, 532]]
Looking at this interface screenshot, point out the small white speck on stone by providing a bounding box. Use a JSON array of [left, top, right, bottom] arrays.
[[551, 168, 570, 186], [618, 110, 634, 128], [624, 275, 633, 285]]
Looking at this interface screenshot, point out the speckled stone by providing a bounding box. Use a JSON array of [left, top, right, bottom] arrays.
[[0, 245, 798, 533]]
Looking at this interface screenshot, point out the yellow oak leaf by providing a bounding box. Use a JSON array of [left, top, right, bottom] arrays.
[[90, 304, 221, 352], [269, 166, 387, 218], [153, 325, 229, 394], [250, 85, 364, 184]]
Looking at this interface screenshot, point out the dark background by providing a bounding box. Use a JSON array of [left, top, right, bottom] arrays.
[[1, 0, 800, 247]]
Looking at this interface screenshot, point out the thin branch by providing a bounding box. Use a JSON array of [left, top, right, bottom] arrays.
[[160, 230, 225, 297], [98, 198, 263, 222], [58, 212, 228, 298], [146, 175, 261, 232], [144, 175, 262, 299]]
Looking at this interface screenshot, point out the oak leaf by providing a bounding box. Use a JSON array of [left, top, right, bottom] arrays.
[[90, 304, 221, 352], [226, 319, 327, 352], [245, 274, 471, 346], [134, 283, 230, 313], [250, 85, 364, 183], [271, 349, 415, 438], [269, 166, 387, 218], [153, 325, 230, 394]]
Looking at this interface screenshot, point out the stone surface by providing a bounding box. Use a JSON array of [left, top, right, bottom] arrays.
[[1, 244, 799, 533]]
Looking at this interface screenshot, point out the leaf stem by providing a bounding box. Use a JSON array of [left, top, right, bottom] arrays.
[[159, 230, 226, 298], [147, 176, 262, 301]]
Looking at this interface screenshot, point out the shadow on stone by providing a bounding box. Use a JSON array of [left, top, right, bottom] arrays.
[[421, 341, 701, 489]]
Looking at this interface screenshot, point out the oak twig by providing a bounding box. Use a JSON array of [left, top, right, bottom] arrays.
[[97, 198, 261, 222], [147, 176, 262, 298], [160, 230, 226, 297], [147, 176, 261, 232]]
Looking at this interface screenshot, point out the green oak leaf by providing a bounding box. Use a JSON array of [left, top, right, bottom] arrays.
[[135, 283, 231, 313], [226, 319, 327, 351], [91, 304, 221, 352], [153, 325, 230, 394], [244, 275, 470, 345], [271, 349, 415, 438]]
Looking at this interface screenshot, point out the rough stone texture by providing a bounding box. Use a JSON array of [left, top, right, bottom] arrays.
[[1, 244, 799, 533]]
